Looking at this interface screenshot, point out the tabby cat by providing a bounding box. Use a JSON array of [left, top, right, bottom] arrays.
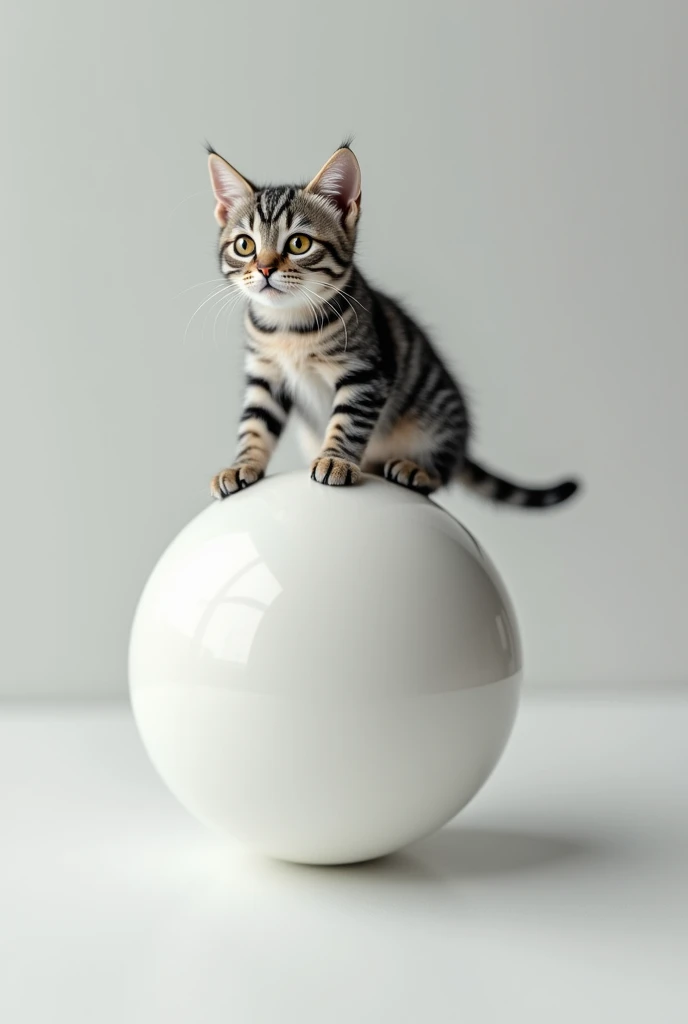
[[206, 142, 578, 507]]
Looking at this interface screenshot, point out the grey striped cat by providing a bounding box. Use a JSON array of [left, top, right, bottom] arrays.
[[207, 142, 578, 508]]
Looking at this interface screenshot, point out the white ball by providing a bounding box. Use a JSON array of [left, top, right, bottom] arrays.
[[129, 471, 522, 865]]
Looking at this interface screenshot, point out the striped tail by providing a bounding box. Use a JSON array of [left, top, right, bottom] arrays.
[[459, 457, 579, 509]]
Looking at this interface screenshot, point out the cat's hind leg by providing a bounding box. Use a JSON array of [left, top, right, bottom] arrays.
[[361, 453, 442, 496], [362, 417, 444, 495], [382, 459, 441, 495]]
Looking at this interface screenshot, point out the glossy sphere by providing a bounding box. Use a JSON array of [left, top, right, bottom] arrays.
[[129, 472, 522, 865]]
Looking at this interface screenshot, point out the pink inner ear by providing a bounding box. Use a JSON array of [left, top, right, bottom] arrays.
[[208, 154, 253, 224], [214, 200, 228, 226], [313, 150, 361, 213]]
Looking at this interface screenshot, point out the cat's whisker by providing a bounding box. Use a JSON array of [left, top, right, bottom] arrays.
[[213, 301, 237, 351], [300, 283, 349, 352], [175, 278, 228, 298], [297, 287, 325, 342], [167, 189, 208, 218], [183, 285, 230, 346], [208, 282, 243, 332], [322, 283, 362, 327], [200, 287, 235, 341], [211, 294, 236, 352], [294, 284, 314, 321], [297, 284, 328, 336], [324, 280, 369, 314], [295, 285, 315, 324], [325, 283, 370, 316], [212, 288, 245, 350]]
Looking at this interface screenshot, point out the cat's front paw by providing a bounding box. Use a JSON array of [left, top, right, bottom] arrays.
[[310, 456, 361, 487], [210, 464, 264, 499]]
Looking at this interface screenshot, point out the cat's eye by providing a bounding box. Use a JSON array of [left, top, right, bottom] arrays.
[[233, 235, 256, 257], [287, 234, 312, 255]]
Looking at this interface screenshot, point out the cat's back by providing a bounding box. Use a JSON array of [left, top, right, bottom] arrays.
[[356, 272, 450, 383]]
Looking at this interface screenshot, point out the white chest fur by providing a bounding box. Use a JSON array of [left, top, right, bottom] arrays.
[[253, 328, 338, 432], [286, 363, 333, 433]]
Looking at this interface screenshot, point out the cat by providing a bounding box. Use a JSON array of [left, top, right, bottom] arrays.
[[206, 142, 578, 508]]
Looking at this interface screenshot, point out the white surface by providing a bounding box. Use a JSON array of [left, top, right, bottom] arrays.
[[130, 471, 521, 863], [2, 694, 687, 1023], [3, 1, 688, 697]]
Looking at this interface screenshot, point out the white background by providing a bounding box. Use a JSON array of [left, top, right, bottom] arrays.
[[2, 0, 686, 697]]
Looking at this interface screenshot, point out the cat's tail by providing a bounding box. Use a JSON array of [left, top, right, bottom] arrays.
[[458, 457, 580, 509]]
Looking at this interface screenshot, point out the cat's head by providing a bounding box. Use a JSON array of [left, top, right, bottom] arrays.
[[207, 144, 361, 311]]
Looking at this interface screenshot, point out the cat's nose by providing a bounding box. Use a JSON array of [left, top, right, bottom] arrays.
[[256, 251, 279, 277]]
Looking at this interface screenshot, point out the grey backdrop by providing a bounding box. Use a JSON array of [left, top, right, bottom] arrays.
[[3, 1, 686, 697]]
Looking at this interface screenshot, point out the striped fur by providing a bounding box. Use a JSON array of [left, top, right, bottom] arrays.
[[207, 144, 579, 508]]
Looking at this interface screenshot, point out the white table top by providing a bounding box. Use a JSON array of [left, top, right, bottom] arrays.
[[2, 692, 687, 1023]]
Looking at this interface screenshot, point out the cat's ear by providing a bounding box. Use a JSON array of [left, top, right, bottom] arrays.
[[208, 152, 254, 226], [305, 146, 361, 229]]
